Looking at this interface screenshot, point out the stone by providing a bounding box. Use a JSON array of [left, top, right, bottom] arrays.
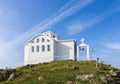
[[109, 70, 117, 76], [100, 76, 108, 84], [82, 75, 90, 80], [76, 75, 82, 80], [76, 74, 95, 81], [8, 73, 16, 81], [38, 76, 44, 81], [89, 74, 95, 78], [67, 80, 75, 84], [76, 74, 89, 81]]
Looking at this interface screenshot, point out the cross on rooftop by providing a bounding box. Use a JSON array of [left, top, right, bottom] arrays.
[[81, 38, 85, 44]]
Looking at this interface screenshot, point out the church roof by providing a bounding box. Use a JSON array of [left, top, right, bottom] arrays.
[[57, 39, 76, 42]]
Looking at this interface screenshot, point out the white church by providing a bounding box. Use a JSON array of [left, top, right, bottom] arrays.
[[24, 31, 90, 65]]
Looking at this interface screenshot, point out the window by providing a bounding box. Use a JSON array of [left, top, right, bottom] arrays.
[[31, 46, 34, 52], [42, 45, 45, 52], [31, 41, 34, 43], [47, 39, 50, 42], [42, 38, 45, 42], [47, 45, 50, 51], [36, 46, 39, 52], [36, 38, 39, 43], [53, 35, 55, 38]]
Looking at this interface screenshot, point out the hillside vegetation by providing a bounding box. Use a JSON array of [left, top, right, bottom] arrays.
[[0, 60, 120, 84]]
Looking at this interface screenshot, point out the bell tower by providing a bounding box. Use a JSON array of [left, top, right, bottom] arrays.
[[77, 38, 90, 61]]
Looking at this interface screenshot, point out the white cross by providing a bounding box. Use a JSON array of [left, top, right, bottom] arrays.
[[81, 38, 85, 44]]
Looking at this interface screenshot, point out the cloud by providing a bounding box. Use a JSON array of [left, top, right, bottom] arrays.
[[68, 0, 120, 35], [0, 0, 95, 68], [102, 42, 120, 50], [3, 0, 94, 45], [0, 6, 19, 44]]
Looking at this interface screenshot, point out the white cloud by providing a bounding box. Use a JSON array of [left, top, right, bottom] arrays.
[[0, 6, 19, 44], [68, 0, 120, 35], [102, 42, 120, 50], [0, 0, 95, 68]]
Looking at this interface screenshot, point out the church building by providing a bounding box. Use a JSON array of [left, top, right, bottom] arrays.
[[24, 31, 90, 65]]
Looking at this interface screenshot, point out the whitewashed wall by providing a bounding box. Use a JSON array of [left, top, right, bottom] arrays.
[[24, 31, 77, 65], [54, 40, 75, 60], [24, 35, 54, 65]]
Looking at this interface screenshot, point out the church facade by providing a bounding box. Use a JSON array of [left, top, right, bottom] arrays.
[[24, 31, 90, 65]]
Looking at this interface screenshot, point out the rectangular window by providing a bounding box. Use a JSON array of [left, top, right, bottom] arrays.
[[36, 38, 39, 43], [47, 45, 50, 51], [42, 45, 45, 52], [47, 39, 50, 42], [31, 46, 34, 52], [36, 46, 39, 52], [42, 38, 45, 42]]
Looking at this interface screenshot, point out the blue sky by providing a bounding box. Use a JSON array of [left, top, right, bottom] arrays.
[[0, 0, 120, 68]]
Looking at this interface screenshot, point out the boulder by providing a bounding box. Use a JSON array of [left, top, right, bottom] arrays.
[[100, 76, 108, 84], [76, 75, 89, 81], [76, 74, 95, 81], [89, 74, 95, 78], [8, 73, 16, 81], [67, 80, 75, 84], [76, 75, 82, 80], [38, 76, 44, 81], [109, 70, 117, 76]]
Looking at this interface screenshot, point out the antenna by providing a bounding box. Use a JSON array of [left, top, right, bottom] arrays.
[[91, 48, 95, 60]]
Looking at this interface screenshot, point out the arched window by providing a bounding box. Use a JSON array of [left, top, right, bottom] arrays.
[[53, 35, 55, 38], [36, 38, 39, 43]]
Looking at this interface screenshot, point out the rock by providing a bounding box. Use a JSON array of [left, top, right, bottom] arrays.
[[8, 73, 16, 81], [76, 74, 94, 81], [38, 76, 44, 81], [67, 80, 75, 84], [70, 66, 79, 70], [109, 70, 117, 76], [82, 75, 90, 80], [89, 74, 95, 78], [100, 76, 108, 84], [76, 75, 89, 81], [76, 75, 82, 80]]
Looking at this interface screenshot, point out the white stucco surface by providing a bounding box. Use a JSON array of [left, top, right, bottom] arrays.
[[24, 31, 76, 65]]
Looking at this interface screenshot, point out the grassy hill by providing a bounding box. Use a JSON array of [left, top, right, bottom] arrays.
[[0, 60, 120, 84]]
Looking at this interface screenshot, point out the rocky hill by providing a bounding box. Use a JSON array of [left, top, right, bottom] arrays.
[[0, 60, 120, 84]]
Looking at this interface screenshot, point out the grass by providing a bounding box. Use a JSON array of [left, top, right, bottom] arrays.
[[0, 60, 119, 84]]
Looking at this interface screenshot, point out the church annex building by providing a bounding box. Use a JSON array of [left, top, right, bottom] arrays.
[[24, 31, 90, 65]]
